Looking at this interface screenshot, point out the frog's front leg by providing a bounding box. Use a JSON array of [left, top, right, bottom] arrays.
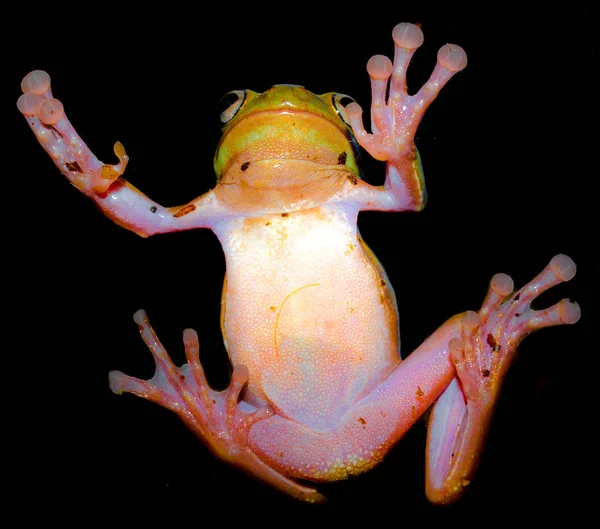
[[109, 310, 326, 503], [17, 71, 222, 237], [344, 23, 467, 211]]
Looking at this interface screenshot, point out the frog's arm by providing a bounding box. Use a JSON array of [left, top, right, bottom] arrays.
[[341, 23, 467, 212], [17, 71, 221, 237]]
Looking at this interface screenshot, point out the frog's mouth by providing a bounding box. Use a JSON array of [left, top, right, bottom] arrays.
[[214, 110, 360, 182], [214, 157, 354, 215]]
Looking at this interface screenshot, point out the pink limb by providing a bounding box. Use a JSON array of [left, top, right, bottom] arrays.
[[107, 254, 578, 503], [244, 256, 579, 500], [425, 255, 580, 504], [344, 23, 467, 212], [109, 310, 325, 504], [18, 70, 128, 195], [17, 70, 220, 237]]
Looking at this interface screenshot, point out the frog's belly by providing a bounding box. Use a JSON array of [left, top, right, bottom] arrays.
[[217, 205, 400, 431]]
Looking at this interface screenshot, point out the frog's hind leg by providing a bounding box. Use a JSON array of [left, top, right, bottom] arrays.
[[109, 310, 325, 504], [425, 255, 580, 504], [245, 256, 579, 504]]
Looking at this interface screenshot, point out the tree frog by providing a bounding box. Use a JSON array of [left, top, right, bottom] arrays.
[[17, 22, 580, 504]]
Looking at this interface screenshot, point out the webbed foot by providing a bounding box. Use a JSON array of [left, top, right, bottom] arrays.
[[426, 255, 579, 504], [109, 310, 325, 503], [450, 255, 579, 403]]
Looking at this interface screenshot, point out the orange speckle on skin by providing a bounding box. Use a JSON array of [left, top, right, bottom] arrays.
[[358, 417, 366, 425], [344, 243, 356, 256], [416, 386, 424, 397], [100, 164, 120, 182], [173, 204, 196, 218]]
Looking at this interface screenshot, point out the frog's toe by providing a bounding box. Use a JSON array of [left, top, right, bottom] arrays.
[[346, 102, 377, 152], [21, 70, 51, 94], [392, 22, 424, 50], [17, 93, 43, 116], [345, 101, 364, 122], [448, 311, 496, 402], [17, 70, 65, 124], [522, 298, 581, 336], [17, 92, 65, 125], [437, 43, 468, 72], [557, 298, 581, 324], [39, 98, 64, 124], [386, 23, 424, 96], [449, 311, 479, 368], [480, 273, 514, 318], [462, 310, 481, 330], [518, 254, 577, 304], [366, 55, 392, 81], [550, 254, 577, 281], [483, 255, 579, 355], [491, 273, 514, 297], [448, 337, 465, 363]]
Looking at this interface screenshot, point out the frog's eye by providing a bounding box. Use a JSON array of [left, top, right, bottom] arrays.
[[332, 93, 356, 127], [220, 90, 247, 123]]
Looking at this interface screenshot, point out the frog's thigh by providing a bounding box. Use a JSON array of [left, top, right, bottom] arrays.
[[248, 318, 461, 482], [247, 413, 382, 481]]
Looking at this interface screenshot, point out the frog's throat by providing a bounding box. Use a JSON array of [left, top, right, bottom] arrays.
[[214, 158, 355, 214]]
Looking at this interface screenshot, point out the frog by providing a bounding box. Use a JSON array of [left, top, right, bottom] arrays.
[[17, 22, 580, 504]]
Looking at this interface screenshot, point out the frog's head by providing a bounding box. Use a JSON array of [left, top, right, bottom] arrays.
[[214, 85, 360, 183]]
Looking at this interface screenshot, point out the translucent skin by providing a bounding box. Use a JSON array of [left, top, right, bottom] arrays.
[[18, 22, 580, 505]]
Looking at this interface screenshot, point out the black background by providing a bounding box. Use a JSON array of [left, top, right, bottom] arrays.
[[6, 3, 596, 525]]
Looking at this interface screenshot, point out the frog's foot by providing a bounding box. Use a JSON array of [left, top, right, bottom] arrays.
[[17, 70, 127, 195], [108, 310, 325, 504], [345, 22, 467, 164], [450, 254, 580, 408], [426, 255, 579, 504]]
